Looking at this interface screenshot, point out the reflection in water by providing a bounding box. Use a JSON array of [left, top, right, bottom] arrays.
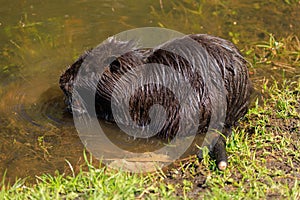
[[0, 0, 299, 182]]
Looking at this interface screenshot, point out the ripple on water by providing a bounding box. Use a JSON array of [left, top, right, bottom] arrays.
[[0, 82, 74, 129]]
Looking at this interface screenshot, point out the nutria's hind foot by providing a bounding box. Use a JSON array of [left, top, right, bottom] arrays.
[[211, 138, 228, 170], [197, 138, 228, 171]]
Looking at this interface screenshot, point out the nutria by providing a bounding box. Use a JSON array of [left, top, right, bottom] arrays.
[[60, 34, 252, 170]]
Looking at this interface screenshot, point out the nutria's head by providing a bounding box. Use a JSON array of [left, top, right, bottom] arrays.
[[59, 37, 144, 119], [59, 51, 91, 113]]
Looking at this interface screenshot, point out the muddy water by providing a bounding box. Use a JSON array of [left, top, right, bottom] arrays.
[[0, 0, 299, 182]]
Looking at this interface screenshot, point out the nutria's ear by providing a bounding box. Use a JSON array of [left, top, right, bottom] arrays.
[[105, 56, 120, 73]]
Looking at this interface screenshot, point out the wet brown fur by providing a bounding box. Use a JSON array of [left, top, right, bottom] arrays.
[[59, 34, 252, 169]]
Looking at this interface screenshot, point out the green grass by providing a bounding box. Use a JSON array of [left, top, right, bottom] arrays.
[[1, 35, 300, 199], [0, 154, 179, 199], [202, 79, 300, 199]]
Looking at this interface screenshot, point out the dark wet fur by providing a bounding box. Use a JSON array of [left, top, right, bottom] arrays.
[[59, 34, 252, 169]]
